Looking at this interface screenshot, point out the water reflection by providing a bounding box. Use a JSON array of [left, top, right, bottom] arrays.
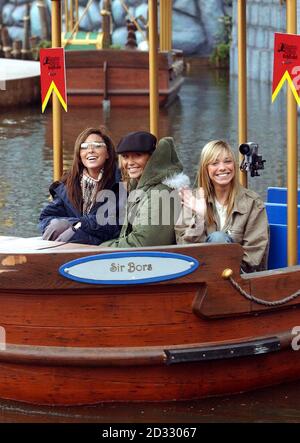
[[0, 67, 299, 237]]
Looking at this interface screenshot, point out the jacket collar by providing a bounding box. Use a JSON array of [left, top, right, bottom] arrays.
[[207, 185, 248, 215]]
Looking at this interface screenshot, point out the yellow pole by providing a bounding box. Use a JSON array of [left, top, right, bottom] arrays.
[[237, 0, 247, 187], [160, 0, 172, 51], [286, 0, 298, 266], [148, 0, 159, 137], [51, 0, 63, 181]]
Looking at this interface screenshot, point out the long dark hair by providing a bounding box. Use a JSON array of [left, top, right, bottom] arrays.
[[61, 127, 117, 212]]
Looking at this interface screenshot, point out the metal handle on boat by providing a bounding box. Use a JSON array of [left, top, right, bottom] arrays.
[[165, 336, 281, 365]]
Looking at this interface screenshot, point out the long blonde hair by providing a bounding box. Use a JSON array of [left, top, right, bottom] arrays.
[[198, 140, 239, 225]]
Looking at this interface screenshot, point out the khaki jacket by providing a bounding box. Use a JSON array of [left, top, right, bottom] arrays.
[[176, 186, 269, 272]]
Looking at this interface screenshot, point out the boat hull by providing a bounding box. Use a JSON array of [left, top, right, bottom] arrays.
[[0, 237, 299, 405], [0, 346, 299, 405]]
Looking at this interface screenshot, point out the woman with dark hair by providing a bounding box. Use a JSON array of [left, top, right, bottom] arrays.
[[39, 127, 121, 245]]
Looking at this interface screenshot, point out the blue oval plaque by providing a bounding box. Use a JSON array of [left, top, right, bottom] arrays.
[[59, 251, 199, 285]]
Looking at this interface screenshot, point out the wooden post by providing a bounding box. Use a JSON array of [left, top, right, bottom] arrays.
[[2, 27, 12, 58], [75, 0, 79, 32], [0, 15, 3, 58], [101, 7, 112, 48], [125, 20, 138, 50], [51, 0, 63, 182], [12, 40, 22, 59], [37, 0, 50, 41], [69, 0, 74, 33], [237, 0, 247, 187], [22, 4, 31, 60], [29, 36, 39, 60], [159, 0, 172, 51], [103, 61, 108, 101], [286, 0, 298, 266], [148, 0, 159, 138]]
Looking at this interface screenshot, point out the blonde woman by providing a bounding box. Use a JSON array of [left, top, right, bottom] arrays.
[[176, 140, 269, 273]]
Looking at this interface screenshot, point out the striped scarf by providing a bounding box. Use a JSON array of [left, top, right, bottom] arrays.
[[80, 168, 103, 215]]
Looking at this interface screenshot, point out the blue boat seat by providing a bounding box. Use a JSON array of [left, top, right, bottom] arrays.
[[265, 202, 300, 225], [265, 187, 300, 270], [267, 224, 300, 270], [267, 187, 300, 204]]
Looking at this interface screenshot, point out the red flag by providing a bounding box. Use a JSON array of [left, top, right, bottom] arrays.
[[272, 32, 300, 105], [40, 47, 67, 112]]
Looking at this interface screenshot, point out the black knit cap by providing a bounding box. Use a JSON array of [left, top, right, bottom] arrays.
[[116, 131, 157, 154]]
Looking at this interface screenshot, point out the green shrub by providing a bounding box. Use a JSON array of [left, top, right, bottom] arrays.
[[210, 13, 232, 69], [32, 40, 51, 61], [210, 43, 230, 68]]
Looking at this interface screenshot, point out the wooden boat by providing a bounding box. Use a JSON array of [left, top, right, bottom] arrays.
[[0, 59, 40, 108], [0, 1, 299, 407], [65, 48, 185, 108], [0, 236, 299, 405]]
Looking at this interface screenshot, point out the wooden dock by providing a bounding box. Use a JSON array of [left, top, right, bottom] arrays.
[[0, 59, 40, 107]]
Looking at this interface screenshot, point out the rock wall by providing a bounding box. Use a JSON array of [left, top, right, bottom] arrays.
[[230, 0, 300, 83], [0, 0, 231, 55]]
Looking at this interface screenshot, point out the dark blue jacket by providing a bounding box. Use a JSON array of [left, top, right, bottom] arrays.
[[39, 170, 122, 245]]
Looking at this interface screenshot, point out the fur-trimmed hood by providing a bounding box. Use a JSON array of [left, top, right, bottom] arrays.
[[136, 137, 185, 190], [162, 171, 190, 190]]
